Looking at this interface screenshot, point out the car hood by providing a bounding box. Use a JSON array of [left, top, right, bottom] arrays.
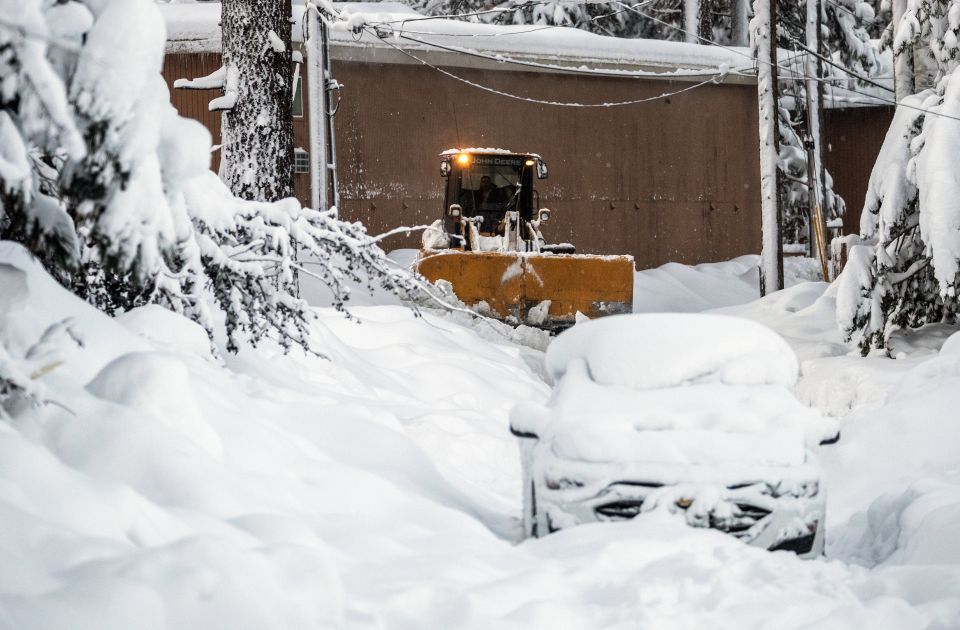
[[512, 361, 832, 467]]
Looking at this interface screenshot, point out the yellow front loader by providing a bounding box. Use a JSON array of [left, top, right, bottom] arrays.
[[417, 149, 633, 329]]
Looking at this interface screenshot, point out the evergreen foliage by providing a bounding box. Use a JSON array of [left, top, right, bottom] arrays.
[[839, 0, 960, 354], [0, 0, 419, 359]]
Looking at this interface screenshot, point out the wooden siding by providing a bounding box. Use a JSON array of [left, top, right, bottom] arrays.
[[823, 106, 895, 236], [332, 60, 763, 269]]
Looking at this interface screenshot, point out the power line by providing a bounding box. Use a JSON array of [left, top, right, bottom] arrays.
[[380, 29, 747, 79], [790, 38, 894, 94], [824, 0, 884, 25], [365, 24, 736, 107], [614, 1, 760, 67], [827, 81, 960, 123], [331, 4, 960, 123], [614, 0, 890, 92]]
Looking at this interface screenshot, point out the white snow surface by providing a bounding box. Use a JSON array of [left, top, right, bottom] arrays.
[[3, 242, 960, 628]]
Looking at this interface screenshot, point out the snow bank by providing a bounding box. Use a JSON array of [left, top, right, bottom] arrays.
[[633, 254, 826, 314], [546, 313, 799, 390], [0, 242, 149, 384]]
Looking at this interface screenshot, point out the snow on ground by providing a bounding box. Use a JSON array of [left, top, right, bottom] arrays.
[[632, 254, 822, 314], [2, 242, 960, 628]]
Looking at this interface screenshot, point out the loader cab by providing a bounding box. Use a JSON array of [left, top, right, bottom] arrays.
[[440, 150, 548, 242]]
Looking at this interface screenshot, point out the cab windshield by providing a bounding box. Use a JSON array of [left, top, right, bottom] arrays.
[[457, 155, 524, 215]]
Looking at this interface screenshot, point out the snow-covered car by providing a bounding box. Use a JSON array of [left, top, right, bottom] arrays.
[[510, 314, 838, 558]]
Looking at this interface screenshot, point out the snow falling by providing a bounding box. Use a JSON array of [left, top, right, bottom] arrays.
[[1, 0, 959, 629]]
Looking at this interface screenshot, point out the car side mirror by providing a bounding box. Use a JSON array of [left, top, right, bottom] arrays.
[[536, 159, 548, 180], [819, 431, 840, 446], [440, 160, 451, 177], [447, 203, 462, 219], [509, 402, 550, 440], [538, 208, 551, 222]]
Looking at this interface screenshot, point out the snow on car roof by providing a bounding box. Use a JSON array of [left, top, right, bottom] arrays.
[[546, 313, 799, 390], [159, 2, 749, 75]]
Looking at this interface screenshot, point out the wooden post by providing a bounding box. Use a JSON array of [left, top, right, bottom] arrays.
[[805, 0, 830, 280]]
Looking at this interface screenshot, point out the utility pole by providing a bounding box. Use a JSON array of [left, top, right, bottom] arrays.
[[805, 0, 829, 280], [306, 2, 328, 213], [754, 0, 784, 295]]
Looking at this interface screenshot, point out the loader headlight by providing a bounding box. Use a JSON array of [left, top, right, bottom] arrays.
[[524, 159, 535, 166], [456, 153, 471, 166]]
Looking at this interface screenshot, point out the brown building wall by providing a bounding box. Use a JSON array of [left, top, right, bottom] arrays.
[[333, 60, 763, 269], [823, 106, 895, 237], [163, 49, 891, 270]]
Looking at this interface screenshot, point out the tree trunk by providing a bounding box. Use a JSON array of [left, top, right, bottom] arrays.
[[220, 0, 294, 202], [684, 0, 700, 43], [698, 0, 715, 42], [730, 0, 750, 46], [892, 0, 914, 102]]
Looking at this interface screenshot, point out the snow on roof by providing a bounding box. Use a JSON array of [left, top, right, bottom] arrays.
[[158, 2, 750, 76]]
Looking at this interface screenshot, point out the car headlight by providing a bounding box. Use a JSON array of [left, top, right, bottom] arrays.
[[545, 476, 584, 490], [763, 481, 819, 498]]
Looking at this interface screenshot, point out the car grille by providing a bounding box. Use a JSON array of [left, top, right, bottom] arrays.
[[594, 499, 645, 520], [770, 531, 817, 555], [710, 503, 772, 537]]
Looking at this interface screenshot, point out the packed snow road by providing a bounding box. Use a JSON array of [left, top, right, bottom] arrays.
[[1, 243, 959, 629]]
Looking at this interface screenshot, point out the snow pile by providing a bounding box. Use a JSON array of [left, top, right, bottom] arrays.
[[632, 254, 824, 313]]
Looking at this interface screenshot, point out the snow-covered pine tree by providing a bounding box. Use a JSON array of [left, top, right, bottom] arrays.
[[771, 0, 874, 256], [0, 0, 87, 281], [824, 0, 880, 76], [0, 0, 419, 356], [838, 0, 960, 354], [218, 0, 295, 202], [407, 0, 691, 42]]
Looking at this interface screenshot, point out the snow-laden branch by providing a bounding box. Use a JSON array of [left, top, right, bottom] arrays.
[[174, 65, 227, 90], [209, 65, 239, 111]]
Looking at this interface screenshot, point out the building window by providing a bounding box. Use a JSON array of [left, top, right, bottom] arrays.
[[293, 75, 304, 118], [294, 149, 309, 174]]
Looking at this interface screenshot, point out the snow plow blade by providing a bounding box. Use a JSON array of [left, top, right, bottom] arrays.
[[417, 250, 634, 328]]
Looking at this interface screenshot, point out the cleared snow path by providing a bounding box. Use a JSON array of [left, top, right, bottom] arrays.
[[1, 242, 959, 628]]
